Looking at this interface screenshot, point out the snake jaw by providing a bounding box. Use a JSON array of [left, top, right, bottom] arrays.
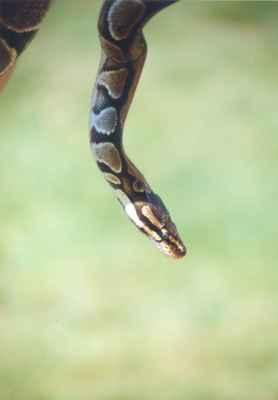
[[139, 201, 186, 259], [145, 223, 186, 259], [154, 238, 186, 259], [157, 223, 186, 259], [115, 193, 186, 259]]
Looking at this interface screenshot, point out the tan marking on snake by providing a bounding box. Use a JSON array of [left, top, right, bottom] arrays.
[[100, 35, 126, 63], [115, 190, 144, 228], [104, 173, 121, 185], [93, 142, 122, 173], [98, 68, 128, 100], [128, 32, 147, 61], [142, 205, 163, 229]]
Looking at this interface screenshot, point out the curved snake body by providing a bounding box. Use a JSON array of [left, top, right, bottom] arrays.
[[0, 0, 51, 90], [90, 0, 186, 259], [0, 0, 186, 259]]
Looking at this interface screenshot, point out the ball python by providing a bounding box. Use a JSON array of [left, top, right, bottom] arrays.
[[0, 0, 186, 259]]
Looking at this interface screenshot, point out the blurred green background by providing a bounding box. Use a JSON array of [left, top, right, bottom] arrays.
[[1, 1, 278, 399]]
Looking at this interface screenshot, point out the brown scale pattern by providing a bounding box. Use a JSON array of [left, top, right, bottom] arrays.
[[91, 0, 186, 258]]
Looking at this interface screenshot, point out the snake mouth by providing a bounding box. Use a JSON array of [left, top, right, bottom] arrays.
[[154, 238, 186, 259]]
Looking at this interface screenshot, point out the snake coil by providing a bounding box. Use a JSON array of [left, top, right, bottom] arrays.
[[90, 0, 186, 259]]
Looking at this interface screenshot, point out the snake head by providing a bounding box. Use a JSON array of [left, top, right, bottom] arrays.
[[139, 192, 186, 259], [115, 187, 186, 259]]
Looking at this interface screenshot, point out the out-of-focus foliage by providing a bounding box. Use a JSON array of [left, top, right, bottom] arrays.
[[1, 1, 278, 400], [195, 1, 278, 23]]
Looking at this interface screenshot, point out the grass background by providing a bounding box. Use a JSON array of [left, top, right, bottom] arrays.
[[1, 1, 278, 399]]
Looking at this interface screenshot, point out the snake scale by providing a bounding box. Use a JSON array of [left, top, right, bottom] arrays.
[[0, 0, 186, 259]]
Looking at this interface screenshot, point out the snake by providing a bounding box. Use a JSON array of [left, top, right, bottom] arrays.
[[0, 0, 186, 259], [0, 1, 52, 91]]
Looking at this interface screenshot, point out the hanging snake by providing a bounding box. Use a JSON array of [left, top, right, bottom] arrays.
[[0, 0, 186, 259]]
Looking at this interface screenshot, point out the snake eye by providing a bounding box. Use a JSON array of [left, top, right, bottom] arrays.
[[133, 179, 145, 193]]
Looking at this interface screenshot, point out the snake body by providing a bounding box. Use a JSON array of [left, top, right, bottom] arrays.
[[90, 0, 185, 259], [0, 0, 51, 91], [0, 0, 186, 259]]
